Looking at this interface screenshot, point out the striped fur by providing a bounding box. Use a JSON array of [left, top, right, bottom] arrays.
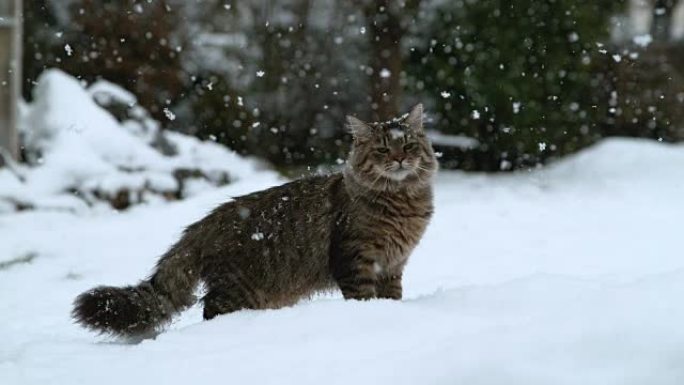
[[72, 104, 437, 338]]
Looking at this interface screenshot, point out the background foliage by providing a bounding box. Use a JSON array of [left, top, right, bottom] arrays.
[[22, 0, 684, 171]]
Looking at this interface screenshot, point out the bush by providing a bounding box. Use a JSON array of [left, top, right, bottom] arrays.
[[23, 0, 186, 120], [408, 0, 626, 171]]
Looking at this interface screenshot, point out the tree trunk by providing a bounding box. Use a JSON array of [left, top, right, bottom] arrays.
[[0, 0, 21, 160], [362, 0, 405, 120]]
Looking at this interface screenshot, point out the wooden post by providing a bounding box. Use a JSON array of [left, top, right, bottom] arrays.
[[0, 0, 21, 160]]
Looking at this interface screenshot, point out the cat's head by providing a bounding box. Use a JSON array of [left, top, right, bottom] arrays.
[[346, 104, 437, 190]]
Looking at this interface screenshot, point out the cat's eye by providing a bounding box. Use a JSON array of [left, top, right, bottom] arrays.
[[375, 147, 390, 154], [403, 143, 417, 151]]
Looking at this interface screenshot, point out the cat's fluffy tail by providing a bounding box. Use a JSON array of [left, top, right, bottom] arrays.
[[72, 249, 198, 338]]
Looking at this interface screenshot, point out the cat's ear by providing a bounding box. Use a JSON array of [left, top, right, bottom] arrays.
[[405, 103, 424, 133], [346, 115, 372, 140]]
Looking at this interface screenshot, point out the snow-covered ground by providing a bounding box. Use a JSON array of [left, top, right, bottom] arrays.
[[2, 137, 684, 384]]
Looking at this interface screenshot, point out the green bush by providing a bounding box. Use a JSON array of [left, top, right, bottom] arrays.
[[408, 0, 626, 170]]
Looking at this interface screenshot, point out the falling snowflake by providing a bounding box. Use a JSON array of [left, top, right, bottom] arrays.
[[379, 68, 391, 78], [512, 102, 521, 114], [612, 54, 622, 63], [251, 232, 264, 241], [64, 44, 73, 56], [471, 110, 481, 120], [256, 70, 265, 78], [237, 96, 244, 106], [163, 108, 176, 121], [440, 91, 451, 99]]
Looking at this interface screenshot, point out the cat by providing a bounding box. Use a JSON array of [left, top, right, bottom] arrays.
[[73, 104, 437, 338]]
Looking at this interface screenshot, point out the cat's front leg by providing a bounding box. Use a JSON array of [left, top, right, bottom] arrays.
[[377, 273, 402, 300], [336, 255, 378, 301]]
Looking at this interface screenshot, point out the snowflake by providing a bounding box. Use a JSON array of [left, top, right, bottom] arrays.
[[64, 44, 73, 57], [163, 108, 176, 121]]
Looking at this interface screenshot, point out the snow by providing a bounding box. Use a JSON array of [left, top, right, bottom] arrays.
[[427, 130, 480, 150], [88, 79, 137, 106], [0, 69, 270, 213], [163, 107, 176, 121], [2, 138, 684, 384]]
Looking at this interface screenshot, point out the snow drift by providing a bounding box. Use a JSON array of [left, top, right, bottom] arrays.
[[0, 69, 270, 213], [2, 129, 684, 383]]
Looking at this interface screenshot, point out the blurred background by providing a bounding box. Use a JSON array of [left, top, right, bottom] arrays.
[[2, 0, 682, 173]]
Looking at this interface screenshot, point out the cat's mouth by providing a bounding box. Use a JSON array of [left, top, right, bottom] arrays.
[[384, 167, 414, 181]]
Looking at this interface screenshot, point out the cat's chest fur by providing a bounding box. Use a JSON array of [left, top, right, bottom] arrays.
[[353, 188, 433, 270]]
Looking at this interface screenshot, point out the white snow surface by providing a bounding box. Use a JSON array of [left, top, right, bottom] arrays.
[[0, 69, 269, 213], [2, 138, 684, 384]]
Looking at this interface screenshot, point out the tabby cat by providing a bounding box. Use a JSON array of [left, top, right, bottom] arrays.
[[73, 104, 437, 337]]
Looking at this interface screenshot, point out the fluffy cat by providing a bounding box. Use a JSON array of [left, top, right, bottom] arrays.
[[73, 104, 437, 337]]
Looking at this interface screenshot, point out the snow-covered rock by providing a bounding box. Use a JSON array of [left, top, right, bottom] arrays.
[[0, 69, 271, 213]]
